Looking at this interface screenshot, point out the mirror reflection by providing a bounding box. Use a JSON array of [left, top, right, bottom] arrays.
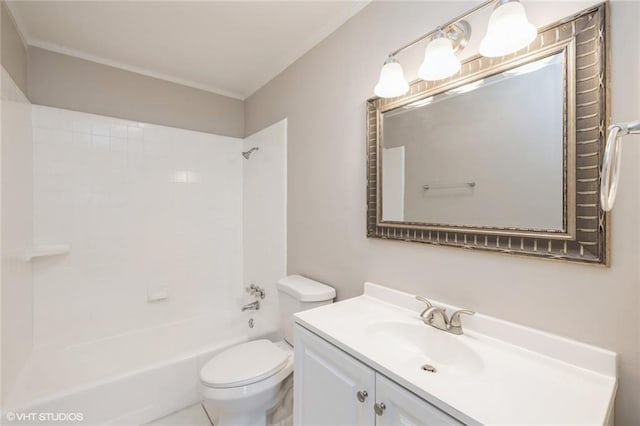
[[381, 53, 565, 230]]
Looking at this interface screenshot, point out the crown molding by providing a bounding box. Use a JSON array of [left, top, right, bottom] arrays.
[[28, 39, 245, 100], [4, 1, 245, 100]]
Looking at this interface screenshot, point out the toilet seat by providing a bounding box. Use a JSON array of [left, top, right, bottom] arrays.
[[200, 339, 289, 388], [199, 340, 294, 403]]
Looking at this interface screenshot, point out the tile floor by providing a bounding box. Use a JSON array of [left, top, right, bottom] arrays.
[[147, 402, 213, 426]]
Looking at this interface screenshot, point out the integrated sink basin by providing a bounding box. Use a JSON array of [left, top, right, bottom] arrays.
[[294, 282, 618, 425], [365, 320, 484, 376]]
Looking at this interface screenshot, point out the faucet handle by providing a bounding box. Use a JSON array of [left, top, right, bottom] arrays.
[[415, 296, 434, 318], [415, 295, 432, 307], [245, 284, 266, 299], [449, 310, 475, 328]]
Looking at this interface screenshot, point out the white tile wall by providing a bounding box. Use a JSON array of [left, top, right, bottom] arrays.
[[1, 66, 34, 403], [243, 120, 287, 333], [32, 106, 244, 349]]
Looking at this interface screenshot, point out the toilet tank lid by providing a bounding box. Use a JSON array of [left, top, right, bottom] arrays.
[[277, 275, 336, 302]]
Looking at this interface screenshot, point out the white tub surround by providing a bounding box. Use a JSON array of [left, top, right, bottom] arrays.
[[32, 106, 245, 349], [1, 65, 34, 405], [294, 283, 617, 425], [243, 119, 287, 340]]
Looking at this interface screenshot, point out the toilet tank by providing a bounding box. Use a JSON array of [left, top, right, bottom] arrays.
[[277, 275, 335, 345]]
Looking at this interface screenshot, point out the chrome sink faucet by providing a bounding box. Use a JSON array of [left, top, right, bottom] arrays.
[[415, 296, 474, 335]]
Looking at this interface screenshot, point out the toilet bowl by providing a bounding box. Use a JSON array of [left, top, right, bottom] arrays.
[[199, 340, 294, 426], [198, 275, 335, 426]]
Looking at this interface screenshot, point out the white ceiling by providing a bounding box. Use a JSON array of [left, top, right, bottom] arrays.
[[7, 1, 369, 99]]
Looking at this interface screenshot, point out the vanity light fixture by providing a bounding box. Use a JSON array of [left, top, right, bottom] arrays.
[[374, 0, 537, 98], [417, 29, 463, 81], [374, 55, 410, 98], [479, 0, 537, 57]]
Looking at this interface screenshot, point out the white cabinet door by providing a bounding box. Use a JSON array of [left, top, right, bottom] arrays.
[[374, 375, 463, 426], [294, 324, 376, 426]]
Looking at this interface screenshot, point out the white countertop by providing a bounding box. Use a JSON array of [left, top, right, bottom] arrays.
[[294, 283, 617, 425]]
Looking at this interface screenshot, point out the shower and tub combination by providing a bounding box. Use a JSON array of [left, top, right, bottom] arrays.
[[1, 81, 288, 424]]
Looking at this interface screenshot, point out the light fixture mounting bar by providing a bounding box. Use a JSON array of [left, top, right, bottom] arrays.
[[390, 0, 496, 57]]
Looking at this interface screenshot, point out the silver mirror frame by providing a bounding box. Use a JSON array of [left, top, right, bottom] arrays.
[[366, 4, 609, 265]]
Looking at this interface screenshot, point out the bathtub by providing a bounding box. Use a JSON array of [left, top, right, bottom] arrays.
[[5, 311, 279, 425]]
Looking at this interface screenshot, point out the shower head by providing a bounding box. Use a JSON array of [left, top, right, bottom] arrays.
[[242, 147, 259, 160]]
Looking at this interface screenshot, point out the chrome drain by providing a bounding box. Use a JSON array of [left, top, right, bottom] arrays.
[[421, 364, 437, 373]]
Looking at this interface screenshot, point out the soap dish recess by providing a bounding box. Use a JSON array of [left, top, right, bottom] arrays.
[[24, 244, 71, 261]]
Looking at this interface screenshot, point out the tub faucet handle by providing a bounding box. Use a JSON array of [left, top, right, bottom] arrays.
[[246, 284, 266, 299]]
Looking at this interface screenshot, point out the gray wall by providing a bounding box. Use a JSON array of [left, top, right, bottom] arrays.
[[28, 47, 244, 137], [245, 1, 640, 424], [1, 1, 28, 94]]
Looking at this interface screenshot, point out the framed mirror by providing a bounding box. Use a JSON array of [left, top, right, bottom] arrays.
[[366, 4, 609, 265]]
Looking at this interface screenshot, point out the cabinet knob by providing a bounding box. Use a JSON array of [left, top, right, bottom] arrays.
[[374, 402, 386, 416], [356, 390, 368, 403]]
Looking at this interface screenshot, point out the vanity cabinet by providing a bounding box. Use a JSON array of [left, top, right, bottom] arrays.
[[375, 374, 461, 426], [294, 325, 463, 426], [293, 323, 375, 425]]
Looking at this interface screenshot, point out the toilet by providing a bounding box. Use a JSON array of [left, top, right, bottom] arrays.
[[198, 275, 335, 426]]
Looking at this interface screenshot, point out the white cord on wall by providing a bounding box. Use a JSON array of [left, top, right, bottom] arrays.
[[600, 121, 640, 212]]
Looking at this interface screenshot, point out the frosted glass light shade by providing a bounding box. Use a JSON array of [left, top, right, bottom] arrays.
[[418, 36, 461, 81], [374, 58, 410, 98], [479, 0, 537, 58]]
